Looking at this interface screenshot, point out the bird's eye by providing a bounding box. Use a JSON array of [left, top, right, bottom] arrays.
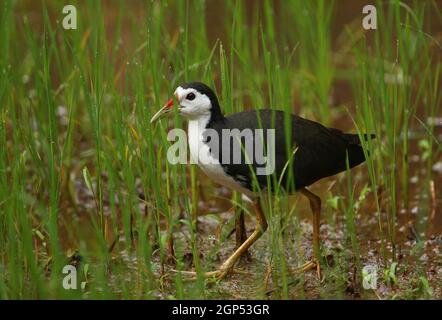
[[186, 93, 196, 101]]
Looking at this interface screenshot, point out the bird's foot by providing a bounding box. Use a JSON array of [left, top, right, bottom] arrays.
[[292, 260, 322, 280], [169, 266, 249, 282]]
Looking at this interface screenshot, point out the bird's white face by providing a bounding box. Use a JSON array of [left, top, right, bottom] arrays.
[[150, 83, 216, 124], [174, 86, 211, 119]]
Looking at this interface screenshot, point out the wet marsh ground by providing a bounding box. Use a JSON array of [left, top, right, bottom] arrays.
[[0, 0, 441, 299]]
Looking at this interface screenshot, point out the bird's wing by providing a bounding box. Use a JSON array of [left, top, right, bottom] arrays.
[[206, 109, 367, 191]]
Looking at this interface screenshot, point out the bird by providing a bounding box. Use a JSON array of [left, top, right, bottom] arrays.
[[150, 82, 374, 281]]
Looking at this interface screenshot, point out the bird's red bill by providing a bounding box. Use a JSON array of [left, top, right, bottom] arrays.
[[150, 98, 175, 124], [165, 98, 174, 109]]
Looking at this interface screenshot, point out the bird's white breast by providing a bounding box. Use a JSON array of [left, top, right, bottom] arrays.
[[187, 117, 255, 198]]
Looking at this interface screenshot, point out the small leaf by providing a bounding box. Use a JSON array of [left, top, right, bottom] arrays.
[[419, 276, 433, 297], [179, 219, 192, 228], [389, 262, 398, 284], [160, 233, 168, 248], [326, 195, 340, 210], [35, 229, 45, 240], [82, 167, 93, 192], [418, 139, 430, 150], [83, 263, 89, 278], [384, 262, 398, 285]]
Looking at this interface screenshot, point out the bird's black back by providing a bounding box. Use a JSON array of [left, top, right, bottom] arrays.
[[205, 109, 371, 192]]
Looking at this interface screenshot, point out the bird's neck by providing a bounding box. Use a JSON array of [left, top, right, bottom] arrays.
[[188, 113, 212, 134], [187, 114, 211, 164], [187, 109, 225, 150], [188, 107, 225, 131]]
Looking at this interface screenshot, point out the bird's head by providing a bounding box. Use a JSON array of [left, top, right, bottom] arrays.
[[150, 82, 223, 124]]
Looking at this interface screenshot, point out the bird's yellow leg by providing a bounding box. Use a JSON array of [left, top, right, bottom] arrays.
[[172, 200, 267, 281], [299, 188, 322, 279]]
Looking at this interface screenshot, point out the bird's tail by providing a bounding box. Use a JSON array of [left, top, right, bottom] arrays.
[[344, 133, 375, 168], [344, 133, 376, 146]]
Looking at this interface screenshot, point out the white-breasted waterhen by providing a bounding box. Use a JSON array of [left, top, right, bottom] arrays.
[[151, 82, 374, 280]]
